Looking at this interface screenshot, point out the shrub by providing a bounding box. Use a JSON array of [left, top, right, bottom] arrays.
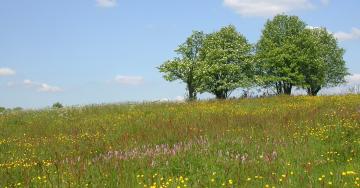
[[52, 102, 63, 109]]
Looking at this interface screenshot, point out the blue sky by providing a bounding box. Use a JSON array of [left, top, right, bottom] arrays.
[[0, 0, 359, 108]]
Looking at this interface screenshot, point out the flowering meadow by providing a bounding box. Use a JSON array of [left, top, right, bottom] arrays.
[[0, 95, 359, 187]]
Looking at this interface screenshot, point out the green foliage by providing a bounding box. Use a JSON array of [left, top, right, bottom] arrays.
[[12, 107, 23, 111], [52, 102, 63, 109], [158, 31, 206, 100], [296, 27, 348, 96], [160, 14, 348, 99], [199, 25, 254, 99], [0, 107, 5, 113], [256, 14, 348, 96], [256, 14, 307, 95]]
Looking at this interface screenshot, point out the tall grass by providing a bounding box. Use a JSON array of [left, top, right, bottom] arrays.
[[0, 95, 359, 187]]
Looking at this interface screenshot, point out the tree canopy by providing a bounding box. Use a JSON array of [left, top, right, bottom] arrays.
[[256, 14, 306, 95], [159, 14, 348, 99], [296, 27, 348, 95], [158, 31, 206, 100], [198, 25, 254, 99]]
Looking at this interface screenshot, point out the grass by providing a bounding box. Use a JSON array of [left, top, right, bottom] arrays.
[[0, 95, 359, 187]]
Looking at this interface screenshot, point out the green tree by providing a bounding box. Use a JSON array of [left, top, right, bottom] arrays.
[[158, 31, 206, 101], [199, 25, 253, 99], [296, 27, 348, 96], [52, 102, 63, 108], [256, 14, 306, 95], [12, 107, 23, 111]]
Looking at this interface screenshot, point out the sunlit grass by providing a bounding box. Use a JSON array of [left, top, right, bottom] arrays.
[[0, 95, 359, 187]]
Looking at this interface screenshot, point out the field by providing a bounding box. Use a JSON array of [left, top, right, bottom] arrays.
[[0, 95, 359, 187]]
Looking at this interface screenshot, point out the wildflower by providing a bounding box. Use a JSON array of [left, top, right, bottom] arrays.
[[228, 179, 233, 185], [347, 171, 356, 175], [211, 179, 215, 182]]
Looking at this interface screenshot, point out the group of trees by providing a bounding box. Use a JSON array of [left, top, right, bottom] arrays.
[[0, 102, 63, 113], [158, 14, 348, 100]]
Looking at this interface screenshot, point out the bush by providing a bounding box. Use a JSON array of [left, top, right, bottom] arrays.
[[52, 102, 63, 109], [12, 107, 23, 111]]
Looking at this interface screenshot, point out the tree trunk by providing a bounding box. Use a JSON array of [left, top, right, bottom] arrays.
[[215, 90, 227, 99], [307, 86, 321, 96], [276, 82, 292, 95], [187, 83, 197, 101], [275, 82, 283, 95], [283, 83, 292, 95]]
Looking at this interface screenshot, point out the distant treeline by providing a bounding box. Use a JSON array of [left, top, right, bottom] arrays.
[[158, 14, 348, 100]]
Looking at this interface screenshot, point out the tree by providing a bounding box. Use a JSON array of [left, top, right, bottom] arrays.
[[199, 25, 253, 99], [52, 102, 63, 108], [256, 14, 306, 95], [13, 107, 23, 111], [296, 27, 348, 96], [158, 31, 206, 100]]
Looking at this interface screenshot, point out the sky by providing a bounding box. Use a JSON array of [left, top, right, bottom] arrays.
[[0, 0, 360, 109]]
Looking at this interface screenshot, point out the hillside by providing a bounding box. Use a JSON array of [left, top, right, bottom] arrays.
[[0, 95, 359, 187]]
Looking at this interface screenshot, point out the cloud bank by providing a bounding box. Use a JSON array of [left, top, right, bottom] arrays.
[[0, 68, 16, 76], [96, 0, 117, 8], [23, 79, 63, 93], [334, 28, 360, 41], [223, 0, 328, 17], [346, 74, 360, 85], [114, 75, 144, 86]]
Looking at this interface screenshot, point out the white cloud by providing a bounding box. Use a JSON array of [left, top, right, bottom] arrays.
[[23, 79, 33, 86], [320, 0, 330, 5], [156, 96, 185, 103], [174, 96, 185, 102], [305, 25, 321, 30], [96, 0, 117, 8], [114, 75, 144, 86], [0, 68, 16, 76], [223, 0, 317, 17], [23, 79, 62, 93], [346, 74, 360, 85], [334, 28, 360, 41], [38, 83, 62, 93], [160, 98, 170, 102]]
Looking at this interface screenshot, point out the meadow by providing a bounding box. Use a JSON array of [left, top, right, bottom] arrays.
[[0, 95, 359, 187]]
